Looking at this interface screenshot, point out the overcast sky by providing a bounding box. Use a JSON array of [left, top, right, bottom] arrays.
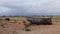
[[0, 0, 60, 16]]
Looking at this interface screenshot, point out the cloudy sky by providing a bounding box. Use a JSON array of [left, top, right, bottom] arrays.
[[0, 0, 60, 16]]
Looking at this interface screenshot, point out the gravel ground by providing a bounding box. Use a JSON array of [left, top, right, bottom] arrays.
[[0, 21, 60, 34]]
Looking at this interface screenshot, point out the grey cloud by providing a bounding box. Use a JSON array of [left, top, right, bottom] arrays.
[[0, 0, 60, 16]]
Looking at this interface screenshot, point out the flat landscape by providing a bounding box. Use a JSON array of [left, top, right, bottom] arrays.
[[0, 16, 60, 34]]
